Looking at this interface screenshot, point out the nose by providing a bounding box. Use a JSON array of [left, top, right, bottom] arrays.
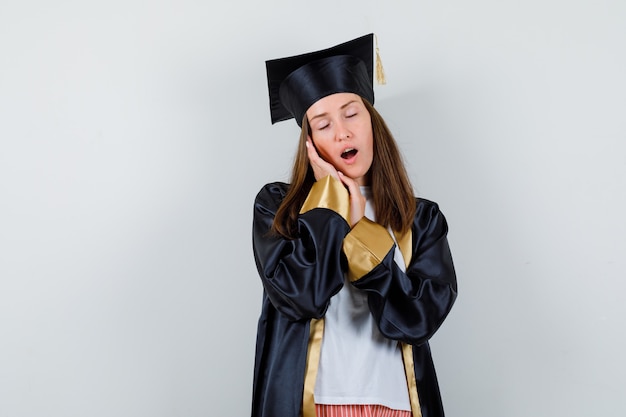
[[336, 121, 351, 141]]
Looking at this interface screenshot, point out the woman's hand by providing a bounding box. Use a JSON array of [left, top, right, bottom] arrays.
[[306, 138, 339, 181], [338, 172, 365, 228], [306, 138, 365, 228]]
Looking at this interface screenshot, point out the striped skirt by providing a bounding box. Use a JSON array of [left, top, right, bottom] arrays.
[[315, 404, 412, 417]]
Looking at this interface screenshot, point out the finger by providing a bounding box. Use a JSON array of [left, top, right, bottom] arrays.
[[306, 140, 322, 168], [306, 138, 325, 166], [305, 138, 316, 160], [338, 172, 359, 194]]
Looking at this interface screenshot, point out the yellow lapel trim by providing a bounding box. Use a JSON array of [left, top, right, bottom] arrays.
[[401, 343, 423, 417], [302, 318, 324, 417], [396, 229, 420, 416], [393, 229, 412, 269]]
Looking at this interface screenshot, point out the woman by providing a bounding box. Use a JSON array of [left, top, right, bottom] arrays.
[[252, 34, 457, 417]]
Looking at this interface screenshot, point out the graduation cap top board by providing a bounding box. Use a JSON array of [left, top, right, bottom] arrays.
[[266, 33, 377, 127]]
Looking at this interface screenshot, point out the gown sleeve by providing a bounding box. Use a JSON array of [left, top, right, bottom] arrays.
[[252, 177, 352, 321], [343, 199, 457, 346]]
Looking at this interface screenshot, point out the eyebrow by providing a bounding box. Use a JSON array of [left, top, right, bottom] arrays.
[[309, 100, 358, 123]]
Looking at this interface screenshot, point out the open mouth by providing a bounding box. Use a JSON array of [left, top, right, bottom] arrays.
[[341, 148, 358, 159]]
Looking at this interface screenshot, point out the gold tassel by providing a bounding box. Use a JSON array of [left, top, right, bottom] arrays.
[[375, 34, 386, 85]]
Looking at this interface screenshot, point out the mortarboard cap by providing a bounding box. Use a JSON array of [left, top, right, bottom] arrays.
[[266, 33, 375, 127]]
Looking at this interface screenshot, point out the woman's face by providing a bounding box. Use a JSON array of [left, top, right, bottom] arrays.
[[306, 93, 374, 186]]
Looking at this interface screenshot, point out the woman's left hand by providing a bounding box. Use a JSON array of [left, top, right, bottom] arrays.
[[338, 171, 365, 228]]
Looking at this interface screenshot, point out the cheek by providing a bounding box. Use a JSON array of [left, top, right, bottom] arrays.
[[366, 138, 374, 168], [363, 133, 374, 157], [311, 137, 334, 160]]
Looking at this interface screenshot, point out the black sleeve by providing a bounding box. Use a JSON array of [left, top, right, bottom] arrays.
[[252, 183, 350, 321], [352, 199, 457, 345]]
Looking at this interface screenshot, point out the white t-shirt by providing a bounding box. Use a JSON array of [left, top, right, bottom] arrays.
[[314, 187, 411, 411]]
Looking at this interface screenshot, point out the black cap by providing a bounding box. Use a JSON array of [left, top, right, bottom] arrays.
[[266, 33, 374, 127]]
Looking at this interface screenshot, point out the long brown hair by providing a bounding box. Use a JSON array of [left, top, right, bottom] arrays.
[[272, 99, 416, 239]]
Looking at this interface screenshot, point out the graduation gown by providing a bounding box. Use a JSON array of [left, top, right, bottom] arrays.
[[251, 176, 457, 417]]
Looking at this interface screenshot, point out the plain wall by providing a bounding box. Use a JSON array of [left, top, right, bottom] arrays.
[[1, 1, 624, 416]]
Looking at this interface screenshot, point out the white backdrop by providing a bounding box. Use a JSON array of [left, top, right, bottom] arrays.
[[1, 1, 625, 416]]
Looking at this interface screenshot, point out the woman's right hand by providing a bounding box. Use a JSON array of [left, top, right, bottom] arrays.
[[306, 137, 339, 181]]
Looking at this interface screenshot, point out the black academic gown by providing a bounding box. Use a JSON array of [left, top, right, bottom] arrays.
[[251, 176, 457, 417]]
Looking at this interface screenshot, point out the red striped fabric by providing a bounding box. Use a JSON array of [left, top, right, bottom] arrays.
[[315, 404, 413, 417]]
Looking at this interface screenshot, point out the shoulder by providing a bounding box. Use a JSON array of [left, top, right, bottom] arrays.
[[414, 197, 441, 213], [255, 182, 290, 211], [413, 197, 448, 228]]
